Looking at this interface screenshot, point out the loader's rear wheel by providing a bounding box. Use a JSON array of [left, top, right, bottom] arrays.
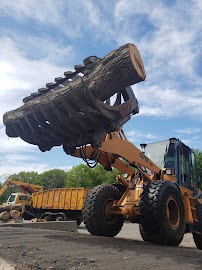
[[193, 204, 202, 249], [82, 185, 124, 237], [140, 181, 185, 246]]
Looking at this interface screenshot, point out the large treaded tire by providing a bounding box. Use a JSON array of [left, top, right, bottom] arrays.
[[82, 185, 124, 237], [139, 181, 185, 246], [139, 224, 160, 243], [193, 204, 202, 249]]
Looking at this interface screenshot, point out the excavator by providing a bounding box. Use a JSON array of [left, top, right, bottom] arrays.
[[3, 43, 202, 249], [0, 177, 44, 222], [0, 177, 44, 206]]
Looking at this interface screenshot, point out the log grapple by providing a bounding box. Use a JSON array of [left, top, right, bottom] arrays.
[[3, 44, 145, 153]]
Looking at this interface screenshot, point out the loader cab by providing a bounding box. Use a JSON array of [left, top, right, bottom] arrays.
[[144, 138, 199, 191], [6, 193, 30, 205]]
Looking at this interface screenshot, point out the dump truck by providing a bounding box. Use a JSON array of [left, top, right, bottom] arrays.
[[0, 177, 88, 225], [26, 187, 88, 225], [3, 43, 202, 249]]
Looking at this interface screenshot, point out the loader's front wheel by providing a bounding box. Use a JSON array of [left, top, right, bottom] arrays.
[[82, 185, 124, 237], [193, 204, 202, 249], [140, 181, 185, 246], [139, 224, 161, 243]]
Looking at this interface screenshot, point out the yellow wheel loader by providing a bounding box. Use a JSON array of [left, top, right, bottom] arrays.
[[3, 43, 202, 249]]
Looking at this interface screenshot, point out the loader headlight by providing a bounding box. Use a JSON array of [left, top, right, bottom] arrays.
[[166, 169, 172, 175]]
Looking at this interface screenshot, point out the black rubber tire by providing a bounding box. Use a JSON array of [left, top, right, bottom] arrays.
[[193, 204, 202, 250], [139, 224, 149, 242], [56, 216, 64, 221], [76, 220, 81, 226], [139, 224, 161, 243], [82, 185, 124, 237], [140, 181, 185, 246], [43, 215, 51, 221]]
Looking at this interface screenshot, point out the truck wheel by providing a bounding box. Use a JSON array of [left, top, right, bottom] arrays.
[[43, 215, 51, 221], [76, 220, 81, 226], [82, 185, 124, 237], [193, 204, 202, 249], [56, 216, 64, 221], [140, 181, 185, 246]]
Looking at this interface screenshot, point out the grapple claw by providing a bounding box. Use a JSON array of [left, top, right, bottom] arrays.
[[46, 83, 55, 89], [38, 87, 48, 93], [64, 71, 74, 78], [74, 64, 85, 72]]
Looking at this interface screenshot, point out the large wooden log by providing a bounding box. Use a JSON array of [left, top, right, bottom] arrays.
[[3, 43, 146, 152], [0, 211, 11, 221], [10, 210, 21, 219], [0, 204, 23, 213]]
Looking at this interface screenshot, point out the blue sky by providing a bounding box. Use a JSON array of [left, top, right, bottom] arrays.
[[0, 0, 201, 179]]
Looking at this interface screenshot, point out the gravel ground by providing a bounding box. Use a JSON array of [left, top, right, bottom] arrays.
[[0, 223, 201, 270]]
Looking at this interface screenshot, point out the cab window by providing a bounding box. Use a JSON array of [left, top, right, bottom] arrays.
[[7, 194, 16, 203], [19, 195, 28, 201]]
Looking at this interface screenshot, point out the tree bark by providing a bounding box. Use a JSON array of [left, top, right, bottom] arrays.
[[10, 210, 21, 219], [0, 204, 23, 213], [0, 211, 11, 221]]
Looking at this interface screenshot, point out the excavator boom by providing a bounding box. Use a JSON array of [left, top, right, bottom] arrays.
[[0, 177, 44, 197]]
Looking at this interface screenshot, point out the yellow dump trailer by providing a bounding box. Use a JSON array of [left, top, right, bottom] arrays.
[[32, 188, 88, 210], [23, 188, 88, 225]]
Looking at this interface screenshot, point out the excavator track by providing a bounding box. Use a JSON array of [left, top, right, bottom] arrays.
[[3, 43, 146, 153]]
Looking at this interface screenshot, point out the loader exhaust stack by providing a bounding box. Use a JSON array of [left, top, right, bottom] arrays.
[[3, 43, 146, 153]]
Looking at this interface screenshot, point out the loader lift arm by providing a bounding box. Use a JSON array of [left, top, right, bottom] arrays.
[[70, 129, 173, 185]]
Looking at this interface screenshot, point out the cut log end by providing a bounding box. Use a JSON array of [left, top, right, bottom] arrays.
[[129, 44, 146, 81], [10, 210, 21, 219], [0, 211, 11, 221]]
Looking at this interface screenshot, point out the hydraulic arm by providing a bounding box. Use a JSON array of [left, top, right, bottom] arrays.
[[0, 177, 44, 197]]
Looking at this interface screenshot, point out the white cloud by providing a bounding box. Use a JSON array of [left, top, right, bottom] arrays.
[[0, 0, 115, 41], [0, 152, 73, 176], [0, 37, 70, 124], [179, 135, 202, 150], [133, 85, 202, 118], [126, 129, 157, 143], [0, 160, 49, 176], [0, 0, 62, 24], [114, 0, 202, 88], [0, 125, 36, 154], [0, 0, 79, 38], [175, 128, 201, 135]]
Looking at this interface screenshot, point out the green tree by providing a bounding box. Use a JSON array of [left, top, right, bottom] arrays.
[[38, 169, 67, 190], [13, 171, 39, 184], [66, 164, 119, 188], [66, 164, 94, 188], [195, 150, 202, 189], [92, 165, 117, 186]]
